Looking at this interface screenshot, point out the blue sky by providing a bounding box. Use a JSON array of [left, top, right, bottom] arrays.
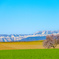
[[0, 0, 59, 34]]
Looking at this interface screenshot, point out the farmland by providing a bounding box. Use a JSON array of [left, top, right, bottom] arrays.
[[0, 40, 44, 50], [0, 41, 59, 59], [0, 49, 59, 59], [0, 40, 59, 50]]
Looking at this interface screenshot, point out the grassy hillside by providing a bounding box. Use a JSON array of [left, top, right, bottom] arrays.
[[0, 49, 59, 59]]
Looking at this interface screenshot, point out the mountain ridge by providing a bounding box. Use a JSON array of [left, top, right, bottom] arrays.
[[0, 30, 59, 42], [34, 30, 59, 35]]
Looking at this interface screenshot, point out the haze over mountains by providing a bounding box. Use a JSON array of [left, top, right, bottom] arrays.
[[0, 30, 59, 42]]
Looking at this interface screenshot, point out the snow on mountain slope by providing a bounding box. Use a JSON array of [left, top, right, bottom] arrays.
[[0, 30, 59, 42]]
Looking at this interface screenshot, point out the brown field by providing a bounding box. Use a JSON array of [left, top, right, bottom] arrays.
[[0, 40, 59, 50]]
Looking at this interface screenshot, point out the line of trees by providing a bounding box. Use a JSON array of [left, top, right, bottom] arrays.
[[43, 34, 59, 49]]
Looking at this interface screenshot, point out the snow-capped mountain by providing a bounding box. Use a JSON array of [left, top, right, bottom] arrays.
[[0, 30, 59, 42], [34, 30, 59, 35]]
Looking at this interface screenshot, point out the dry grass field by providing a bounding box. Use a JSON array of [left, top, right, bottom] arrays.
[[0, 40, 59, 50]]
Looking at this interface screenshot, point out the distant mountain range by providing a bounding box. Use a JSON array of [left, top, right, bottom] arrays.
[[0, 30, 59, 42], [34, 30, 59, 35]]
